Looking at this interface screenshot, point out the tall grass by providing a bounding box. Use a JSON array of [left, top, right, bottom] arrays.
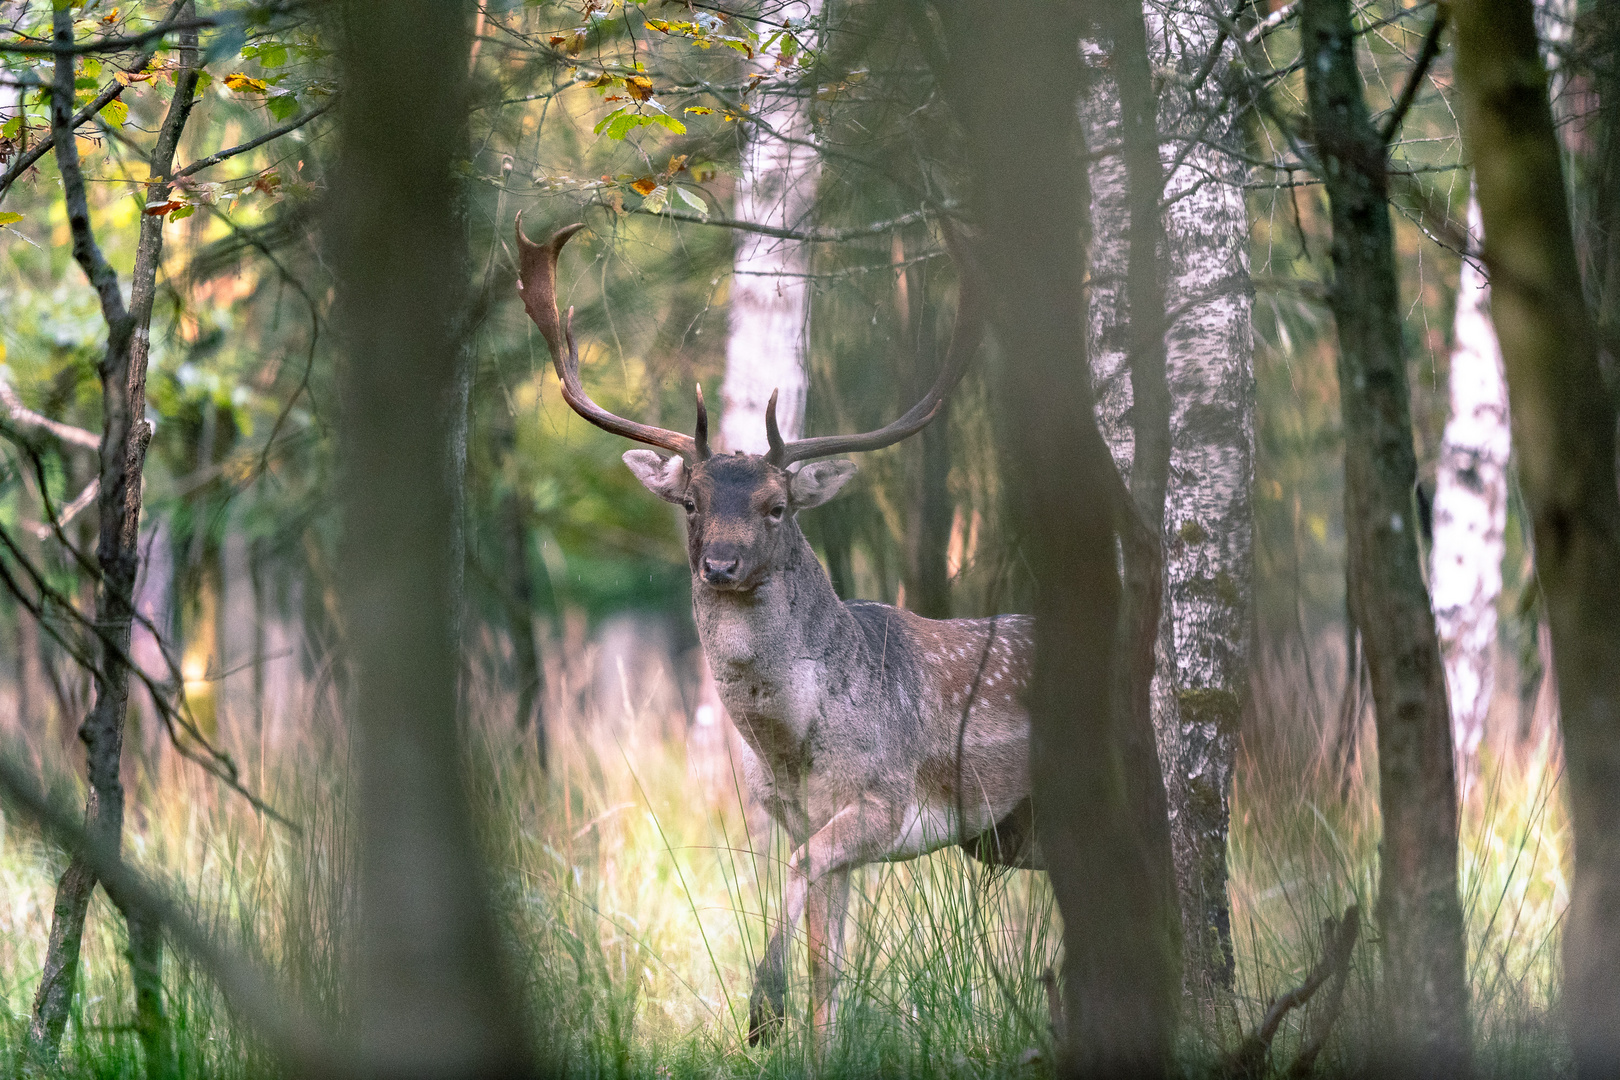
[[0, 623, 1571, 1077]]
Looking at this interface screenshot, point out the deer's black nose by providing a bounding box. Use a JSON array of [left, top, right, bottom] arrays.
[[702, 555, 740, 583]]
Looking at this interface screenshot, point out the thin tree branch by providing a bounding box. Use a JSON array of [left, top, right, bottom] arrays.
[[0, 508, 297, 829], [176, 101, 333, 178], [1184, 0, 1252, 99], [0, 380, 102, 450], [0, 754, 341, 1076], [24, 478, 98, 540], [0, 0, 188, 208], [0, 15, 216, 55], [1245, 0, 1299, 44], [629, 200, 958, 242], [1224, 906, 1361, 1077], [1378, 8, 1450, 145]]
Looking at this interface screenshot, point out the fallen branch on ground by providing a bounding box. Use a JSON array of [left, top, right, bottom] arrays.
[[1224, 904, 1360, 1078]]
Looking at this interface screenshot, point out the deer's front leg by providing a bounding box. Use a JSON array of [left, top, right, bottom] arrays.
[[747, 800, 900, 1046], [808, 866, 852, 1040]]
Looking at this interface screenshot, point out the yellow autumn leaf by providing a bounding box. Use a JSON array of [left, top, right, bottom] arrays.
[[225, 73, 269, 93], [684, 106, 713, 115], [0, 211, 22, 227], [630, 176, 658, 196]]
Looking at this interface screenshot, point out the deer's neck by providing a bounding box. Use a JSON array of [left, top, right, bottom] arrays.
[[692, 526, 845, 743]]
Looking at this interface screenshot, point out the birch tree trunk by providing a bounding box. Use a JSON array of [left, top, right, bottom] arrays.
[[720, 0, 823, 452], [1430, 194, 1509, 789], [1081, 0, 1255, 993]]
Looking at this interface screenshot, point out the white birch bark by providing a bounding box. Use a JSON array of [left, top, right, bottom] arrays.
[[695, 2, 824, 808], [1080, 0, 1256, 990], [720, 0, 823, 452], [1430, 194, 1509, 776]]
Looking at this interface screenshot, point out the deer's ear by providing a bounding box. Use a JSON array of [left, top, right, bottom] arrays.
[[623, 450, 689, 504], [789, 460, 857, 509]]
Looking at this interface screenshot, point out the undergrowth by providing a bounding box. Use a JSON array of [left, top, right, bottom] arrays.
[[0, 632, 1571, 1077]]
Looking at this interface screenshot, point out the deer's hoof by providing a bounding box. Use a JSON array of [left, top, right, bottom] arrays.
[[747, 974, 785, 1045]]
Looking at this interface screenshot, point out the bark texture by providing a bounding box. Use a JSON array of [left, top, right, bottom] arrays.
[[940, 1, 1180, 1073], [1430, 194, 1509, 778], [1080, 0, 1255, 992], [30, 6, 198, 1065], [1453, 1, 1620, 1073], [330, 0, 533, 1074], [720, 0, 823, 452], [1301, 0, 1470, 1069]]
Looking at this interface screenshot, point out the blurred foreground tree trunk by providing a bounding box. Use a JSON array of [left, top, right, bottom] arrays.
[[329, 0, 533, 1074], [937, 1, 1180, 1073], [1301, 0, 1470, 1069], [29, 8, 201, 1072], [1430, 192, 1509, 791], [898, 249, 954, 619], [498, 417, 547, 768], [1453, 0, 1620, 1073], [1082, 0, 1255, 994]]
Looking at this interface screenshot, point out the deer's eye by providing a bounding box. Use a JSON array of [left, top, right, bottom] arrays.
[[683, 498, 697, 514], [767, 504, 787, 523]]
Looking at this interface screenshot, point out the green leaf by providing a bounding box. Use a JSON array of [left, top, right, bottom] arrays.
[[99, 99, 128, 127], [266, 93, 300, 122], [594, 107, 686, 141], [259, 43, 288, 69], [1, 116, 20, 140], [0, 212, 23, 227], [641, 184, 667, 214], [671, 185, 708, 219], [169, 204, 196, 221]]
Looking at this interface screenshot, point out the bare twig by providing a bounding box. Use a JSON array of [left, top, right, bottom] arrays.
[[0, 380, 102, 450], [1378, 9, 1450, 145], [628, 200, 958, 242], [0, 14, 216, 55], [1224, 905, 1361, 1078], [23, 478, 99, 540], [1245, 0, 1299, 44], [176, 101, 334, 179]]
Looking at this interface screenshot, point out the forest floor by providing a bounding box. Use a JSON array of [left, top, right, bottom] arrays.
[[0, 634, 1571, 1078]]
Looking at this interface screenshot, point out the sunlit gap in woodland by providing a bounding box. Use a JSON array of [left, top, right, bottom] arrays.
[[0, 0, 1611, 1077]]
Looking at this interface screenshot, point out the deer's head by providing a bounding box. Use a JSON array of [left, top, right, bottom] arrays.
[[514, 216, 980, 594]]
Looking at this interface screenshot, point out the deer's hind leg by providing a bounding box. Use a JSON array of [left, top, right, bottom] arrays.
[[747, 800, 900, 1046]]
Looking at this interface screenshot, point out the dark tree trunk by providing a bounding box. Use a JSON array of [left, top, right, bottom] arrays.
[[1301, 0, 1470, 1069], [329, 0, 534, 1074], [1453, 1, 1620, 1073], [903, 274, 954, 620], [29, 6, 199, 1068], [935, 1, 1181, 1073]]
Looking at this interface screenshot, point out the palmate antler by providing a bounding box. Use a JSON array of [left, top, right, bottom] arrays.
[[515, 212, 709, 461], [514, 214, 983, 466]]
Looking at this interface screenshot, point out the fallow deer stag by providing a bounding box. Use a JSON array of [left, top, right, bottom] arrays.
[[515, 215, 1039, 1046]]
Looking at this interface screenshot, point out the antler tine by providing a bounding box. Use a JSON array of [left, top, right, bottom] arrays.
[[695, 383, 711, 460], [775, 221, 985, 467], [764, 389, 785, 466], [515, 212, 704, 461]]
